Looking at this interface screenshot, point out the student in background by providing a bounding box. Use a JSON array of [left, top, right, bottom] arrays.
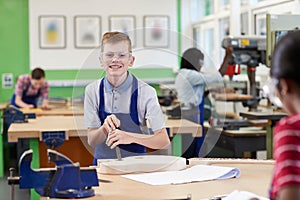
[[84, 32, 170, 164], [174, 47, 232, 158], [269, 31, 300, 200], [7, 67, 49, 166], [10, 67, 49, 109]]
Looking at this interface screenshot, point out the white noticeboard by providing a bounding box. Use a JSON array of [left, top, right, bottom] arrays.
[[29, 0, 178, 70]]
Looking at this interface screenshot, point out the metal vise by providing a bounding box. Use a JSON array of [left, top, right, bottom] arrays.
[[3, 105, 36, 127], [17, 149, 99, 198]]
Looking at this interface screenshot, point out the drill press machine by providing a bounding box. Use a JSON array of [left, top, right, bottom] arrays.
[[222, 35, 266, 111]]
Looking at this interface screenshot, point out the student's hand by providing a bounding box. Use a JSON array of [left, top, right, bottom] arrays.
[[106, 129, 132, 149], [24, 104, 34, 109], [41, 104, 51, 110], [103, 114, 120, 133]]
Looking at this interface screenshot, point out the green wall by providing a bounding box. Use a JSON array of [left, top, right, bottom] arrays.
[[0, 0, 177, 103], [46, 68, 175, 99], [0, 0, 29, 103]]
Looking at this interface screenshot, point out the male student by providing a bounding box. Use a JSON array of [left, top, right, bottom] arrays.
[[84, 32, 170, 164], [10, 67, 49, 109]]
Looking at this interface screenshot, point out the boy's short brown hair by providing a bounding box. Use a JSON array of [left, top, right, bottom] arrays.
[[101, 32, 132, 52], [31, 67, 45, 80]]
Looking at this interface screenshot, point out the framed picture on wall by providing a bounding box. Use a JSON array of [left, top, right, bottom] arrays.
[[74, 16, 101, 48], [109, 15, 136, 47], [143, 15, 169, 47], [39, 15, 66, 49]]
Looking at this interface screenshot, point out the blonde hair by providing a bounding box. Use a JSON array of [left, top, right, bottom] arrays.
[[100, 32, 132, 52]]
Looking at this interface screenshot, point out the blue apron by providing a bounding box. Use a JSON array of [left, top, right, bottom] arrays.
[[181, 95, 205, 158], [11, 85, 40, 108], [93, 76, 146, 164], [195, 95, 205, 156]]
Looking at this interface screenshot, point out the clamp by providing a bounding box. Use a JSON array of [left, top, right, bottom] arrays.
[[8, 149, 99, 198]]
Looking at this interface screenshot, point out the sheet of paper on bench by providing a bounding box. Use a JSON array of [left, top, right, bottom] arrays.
[[122, 164, 240, 186]]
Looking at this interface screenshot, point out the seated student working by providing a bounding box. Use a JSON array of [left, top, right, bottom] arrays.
[[174, 47, 232, 158], [84, 32, 170, 164], [269, 31, 300, 200], [10, 67, 49, 109]]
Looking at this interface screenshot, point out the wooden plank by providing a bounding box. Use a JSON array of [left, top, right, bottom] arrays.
[[97, 155, 186, 175]]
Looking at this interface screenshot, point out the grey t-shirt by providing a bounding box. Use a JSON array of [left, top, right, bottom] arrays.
[[175, 69, 222, 106], [84, 73, 165, 134]]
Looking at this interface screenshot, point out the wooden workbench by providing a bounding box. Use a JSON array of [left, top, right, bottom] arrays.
[[18, 104, 202, 156], [8, 115, 92, 168], [240, 111, 287, 158], [1, 103, 83, 177], [51, 161, 274, 200], [19, 105, 84, 116], [8, 116, 202, 167], [0, 103, 7, 110], [204, 122, 266, 158], [8, 115, 202, 200]]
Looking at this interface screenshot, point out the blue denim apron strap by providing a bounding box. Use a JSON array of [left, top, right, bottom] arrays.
[[94, 75, 145, 164]]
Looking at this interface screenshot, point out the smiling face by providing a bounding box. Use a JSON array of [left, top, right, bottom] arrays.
[[100, 41, 135, 81]]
